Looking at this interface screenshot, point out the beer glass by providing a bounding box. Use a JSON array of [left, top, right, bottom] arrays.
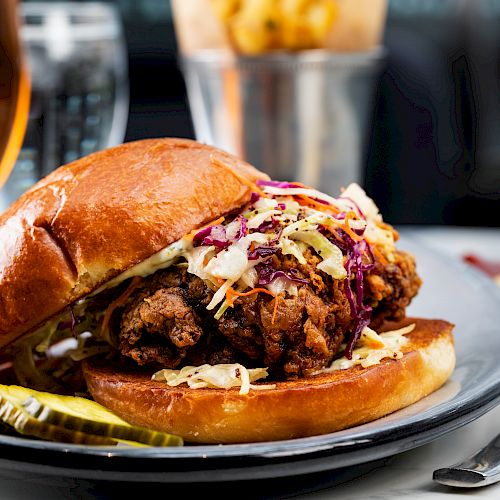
[[0, 0, 30, 189], [0, 2, 129, 212]]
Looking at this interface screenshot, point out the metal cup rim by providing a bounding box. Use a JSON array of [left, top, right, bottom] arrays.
[[181, 46, 386, 70]]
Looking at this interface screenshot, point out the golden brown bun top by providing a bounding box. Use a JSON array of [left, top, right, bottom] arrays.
[[0, 138, 268, 349]]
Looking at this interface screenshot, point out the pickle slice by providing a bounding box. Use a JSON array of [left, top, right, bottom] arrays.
[[0, 394, 117, 445], [0, 385, 183, 447]]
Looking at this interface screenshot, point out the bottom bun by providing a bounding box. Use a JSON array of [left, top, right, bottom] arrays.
[[83, 318, 455, 444]]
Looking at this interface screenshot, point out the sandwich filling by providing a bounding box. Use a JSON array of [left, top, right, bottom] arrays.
[[7, 182, 421, 390]]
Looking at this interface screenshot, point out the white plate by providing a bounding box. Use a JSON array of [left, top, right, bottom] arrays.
[[0, 233, 499, 483]]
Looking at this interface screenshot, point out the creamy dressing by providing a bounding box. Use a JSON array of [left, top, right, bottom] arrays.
[[93, 237, 191, 294]]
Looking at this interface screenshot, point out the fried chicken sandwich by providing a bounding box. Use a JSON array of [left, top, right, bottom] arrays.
[[0, 138, 455, 443]]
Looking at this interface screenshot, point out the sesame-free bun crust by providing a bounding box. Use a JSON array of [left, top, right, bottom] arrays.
[[0, 138, 268, 349], [83, 318, 455, 444]]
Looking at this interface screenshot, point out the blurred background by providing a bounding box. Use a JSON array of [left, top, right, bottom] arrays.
[[2, 0, 499, 226]]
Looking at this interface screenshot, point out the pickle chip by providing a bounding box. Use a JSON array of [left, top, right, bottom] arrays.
[[0, 385, 183, 447], [0, 393, 117, 445]]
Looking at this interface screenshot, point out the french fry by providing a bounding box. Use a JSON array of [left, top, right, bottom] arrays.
[[211, 0, 339, 54], [172, 0, 387, 56]]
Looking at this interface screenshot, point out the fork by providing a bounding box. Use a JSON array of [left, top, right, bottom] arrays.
[[433, 433, 500, 487]]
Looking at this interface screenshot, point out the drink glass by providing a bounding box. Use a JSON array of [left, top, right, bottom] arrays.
[[0, 0, 30, 189], [0, 2, 129, 211]]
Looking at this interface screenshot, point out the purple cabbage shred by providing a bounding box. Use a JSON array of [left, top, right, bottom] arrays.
[[256, 263, 309, 285], [257, 216, 279, 232], [256, 179, 302, 189], [342, 235, 374, 359], [269, 226, 283, 244], [250, 192, 261, 204], [314, 197, 330, 206], [70, 306, 78, 337], [235, 215, 247, 240], [193, 225, 229, 248], [339, 196, 366, 219], [248, 246, 279, 260], [58, 306, 81, 337]]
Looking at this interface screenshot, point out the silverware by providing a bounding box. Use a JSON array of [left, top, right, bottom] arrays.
[[433, 433, 500, 487]]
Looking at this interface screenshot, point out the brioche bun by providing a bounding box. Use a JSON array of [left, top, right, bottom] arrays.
[[1, 138, 455, 445], [83, 318, 455, 444], [0, 138, 267, 350]]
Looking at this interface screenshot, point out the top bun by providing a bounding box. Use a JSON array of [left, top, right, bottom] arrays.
[[0, 138, 268, 349]]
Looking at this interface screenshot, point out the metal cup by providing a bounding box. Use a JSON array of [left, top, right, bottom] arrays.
[[181, 48, 384, 194]]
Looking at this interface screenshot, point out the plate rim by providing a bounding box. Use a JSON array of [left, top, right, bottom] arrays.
[[0, 233, 499, 479]]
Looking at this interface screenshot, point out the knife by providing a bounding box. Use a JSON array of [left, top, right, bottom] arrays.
[[433, 433, 500, 487]]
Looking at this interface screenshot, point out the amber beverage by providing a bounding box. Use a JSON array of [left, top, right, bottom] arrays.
[[0, 0, 30, 189]]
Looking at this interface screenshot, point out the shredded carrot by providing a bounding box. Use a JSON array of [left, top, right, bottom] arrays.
[[186, 216, 225, 240], [225, 287, 280, 325], [210, 156, 267, 197], [271, 295, 281, 325], [296, 194, 341, 215], [365, 338, 386, 349], [341, 211, 363, 242], [100, 276, 142, 337], [225, 287, 276, 308], [372, 246, 388, 266]]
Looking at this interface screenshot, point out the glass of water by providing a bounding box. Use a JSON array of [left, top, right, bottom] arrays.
[[0, 1, 129, 211]]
